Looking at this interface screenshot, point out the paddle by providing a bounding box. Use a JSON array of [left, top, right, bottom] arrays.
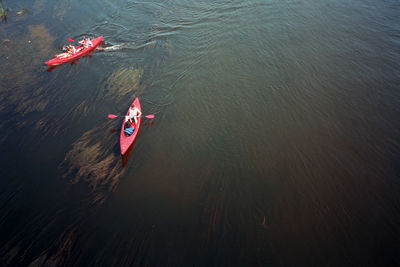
[[67, 38, 75, 42], [108, 114, 155, 119]]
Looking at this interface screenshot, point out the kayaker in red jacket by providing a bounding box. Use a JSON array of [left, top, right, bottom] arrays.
[[125, 104, 142, 124]]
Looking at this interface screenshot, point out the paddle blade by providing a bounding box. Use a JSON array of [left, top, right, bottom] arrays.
[[67, 38, 74, 42], [145, 114, 155, 119], [108, 114, 118, 119]]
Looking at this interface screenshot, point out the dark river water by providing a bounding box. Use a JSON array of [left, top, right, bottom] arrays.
[[1, 0, 400, 266]]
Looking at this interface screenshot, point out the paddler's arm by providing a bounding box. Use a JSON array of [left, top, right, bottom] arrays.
[[137, 109, 142, 118]]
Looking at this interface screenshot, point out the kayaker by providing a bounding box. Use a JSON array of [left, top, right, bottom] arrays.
[[55, 45, 69, 57], [86, 38, 93, 47], [67, 44, 76, 55], [125, 104, 142, 124], [79, 37, 93, 48]]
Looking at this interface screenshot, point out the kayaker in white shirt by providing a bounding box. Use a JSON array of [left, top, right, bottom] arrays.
[[79, 37, 93, 48], [86, 38, 93, 47], [125, 104, 142, 124]]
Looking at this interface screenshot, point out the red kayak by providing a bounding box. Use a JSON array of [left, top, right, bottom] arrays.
[[45, 36, 103, 66], [120, 98, 141, 155]]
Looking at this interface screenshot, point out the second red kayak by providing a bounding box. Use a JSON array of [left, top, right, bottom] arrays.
[[45, 36, 103, 66], [120, 98, 142, 155]]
